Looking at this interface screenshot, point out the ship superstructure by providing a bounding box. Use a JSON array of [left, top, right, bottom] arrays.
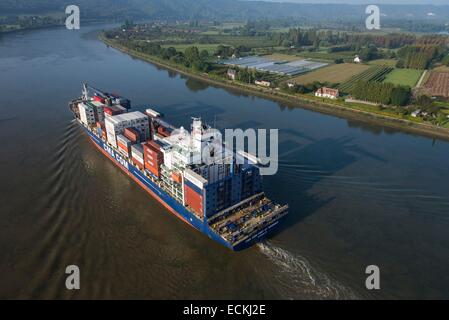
[[69, 84, 288, 250]]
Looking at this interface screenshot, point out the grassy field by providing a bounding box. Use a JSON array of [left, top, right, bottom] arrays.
[[299, 51, 356, 62], [208, 35, 278, 48], [289, 63, 370, 85], [368, 59, 398, 67], [220, 22, 245, 28], [383, 68, 423, 87], [161, 44, 218, 54]]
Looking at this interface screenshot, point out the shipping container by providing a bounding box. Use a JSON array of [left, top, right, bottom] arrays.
[[146, 165, 160, 178], [117, 134, 131, 156], [144, 142, 163, 157], [124, 127, 140, 143], [131, 144, 144, 159], [93, 95, 105, 103], [118, 141, 130, 156], [143, 141, 163, 177], [132, 157, 144, 170], [157, 126, 171, 137], [171, 172, 182, 184], [117, 134, 131, 144], [104, 105, 126, 116], [146, 140, 162, 151], [104, 106, 113, 116], [184, 184, 203, 217], [145, 108, 161, 118]]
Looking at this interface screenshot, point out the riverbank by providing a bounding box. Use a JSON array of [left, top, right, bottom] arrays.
[[100, 35, 449, 141]]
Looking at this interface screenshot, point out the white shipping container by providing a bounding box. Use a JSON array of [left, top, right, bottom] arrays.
[[145, 108, 161, 118], [78, 102, 96, 126], [131, 144, 144, 159], [184, 169, 207, 189], [105, 111, 150, 149], [117, 134, 131, 146], [132, 154, 144, 164]]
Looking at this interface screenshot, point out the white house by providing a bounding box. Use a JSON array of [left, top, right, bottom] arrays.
[[255, 80, 271, 87], [354, 55, 362, 63], [315, 87, 339, 99], [227, 69, 236, 80], [411, 109, 421, 118]]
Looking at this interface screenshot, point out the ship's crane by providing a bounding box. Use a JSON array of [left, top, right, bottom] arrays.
[[82, 83, 108, 101], [82, 83, 131, 109]]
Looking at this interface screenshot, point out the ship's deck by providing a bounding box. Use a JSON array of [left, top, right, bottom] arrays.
[[209, 193, 288, 245]]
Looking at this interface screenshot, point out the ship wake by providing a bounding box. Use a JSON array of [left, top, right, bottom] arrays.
[[258, 241, 358, 299]]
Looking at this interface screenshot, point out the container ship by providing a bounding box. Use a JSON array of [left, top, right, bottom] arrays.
[[69, 84, 288, 251]]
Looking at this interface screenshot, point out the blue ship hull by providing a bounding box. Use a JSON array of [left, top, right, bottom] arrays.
[[82, 125, 283, 251]]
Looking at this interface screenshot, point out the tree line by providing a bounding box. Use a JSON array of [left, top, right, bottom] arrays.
[[396, 45, 443, 69], [352, 81, 411, 106], [112, 37, 212, 72]]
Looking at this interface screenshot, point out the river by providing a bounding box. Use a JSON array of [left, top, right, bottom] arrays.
[[0, 24, 449, 299]]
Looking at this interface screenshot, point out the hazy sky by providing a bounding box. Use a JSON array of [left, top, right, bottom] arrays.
[[257, 0, 449, 4]]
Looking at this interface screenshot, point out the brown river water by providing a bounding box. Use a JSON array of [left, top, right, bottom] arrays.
[[0, 25, 449, 299]]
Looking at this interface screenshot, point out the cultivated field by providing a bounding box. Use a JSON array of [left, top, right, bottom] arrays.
[[338, 66, 393, 93], [433, 65, 449, 73], [289, 63, 369, 85], [368, 59, 398, 67], [423, 72, 449, 97], [383, 68, 423, 87]]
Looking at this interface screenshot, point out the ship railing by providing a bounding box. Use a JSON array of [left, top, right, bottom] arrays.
[[210, 196, 272, 231], [214, 203, 288, 240], [222, 204, 288, 244], [208, 193, 266, 225]]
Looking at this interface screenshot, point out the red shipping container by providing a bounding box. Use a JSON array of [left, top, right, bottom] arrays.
[[147, 140, 161, 151], [184, 185, 203, 217], [157, 126, 170, 138], [93, 95, 105, 103], [104, 107, 113, 116], [144, 143, 163, 159], [145, 148, 162, 159], [124, 127, 139, 143]]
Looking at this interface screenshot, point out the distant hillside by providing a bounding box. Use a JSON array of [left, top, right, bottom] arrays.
[[1, 0, 449, 23]]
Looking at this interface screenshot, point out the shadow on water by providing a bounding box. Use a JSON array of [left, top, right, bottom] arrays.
[[184, 78, 210, 92], [264, 134, 387, 235]]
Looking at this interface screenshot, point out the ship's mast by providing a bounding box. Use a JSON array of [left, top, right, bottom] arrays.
[[82, 83, 89, 101]]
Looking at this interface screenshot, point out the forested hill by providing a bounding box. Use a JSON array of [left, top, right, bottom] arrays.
[[1, 0, 449, 23]]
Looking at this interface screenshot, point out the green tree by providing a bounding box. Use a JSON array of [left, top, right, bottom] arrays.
[[390, 86, 411, 106], [200, 49, 209, 60]]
